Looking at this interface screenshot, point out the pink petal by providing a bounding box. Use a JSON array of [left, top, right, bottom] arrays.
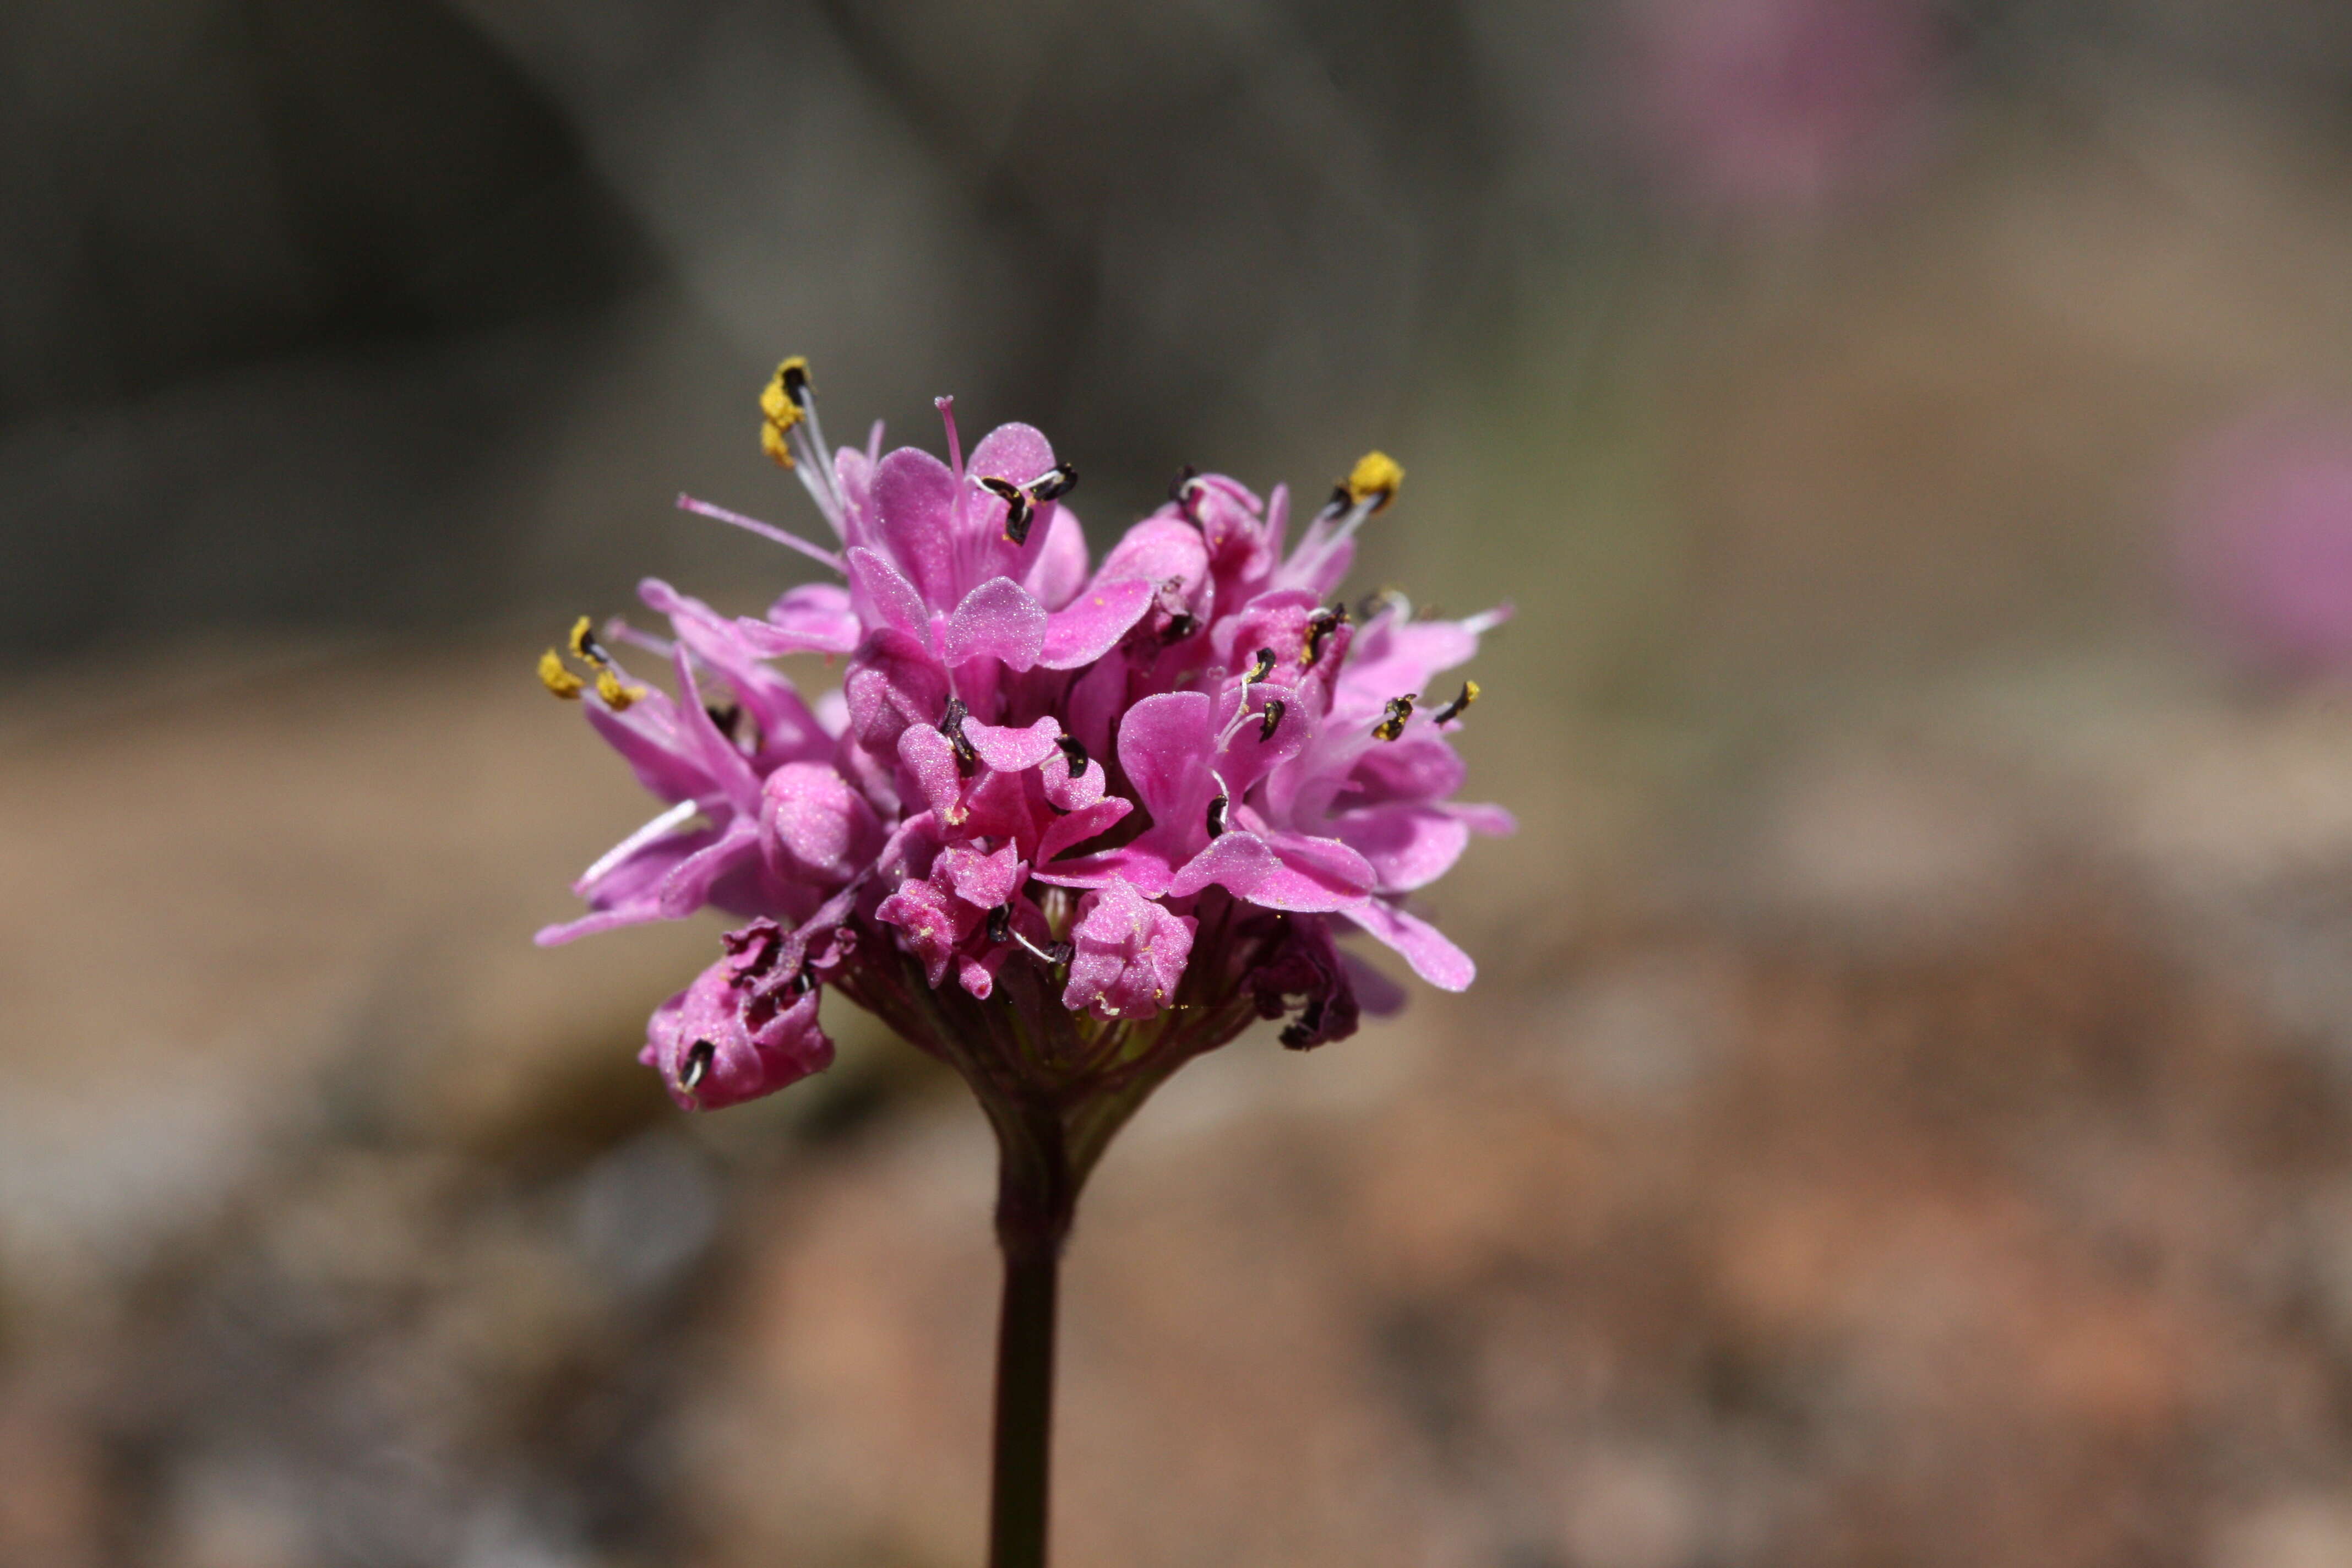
[[939, 843, 1024, 908], [1329, 804, 1471, 892], [943, 576, 1048, 671], [1038, 577, 1155, 669], [962, 713, 1061, 772], [846, 546, 934, 649], [966, 421, 1057, 486], [1450, 802, 1517, 836], [1021, 508, 1091, 609], [1030, 842, 1175, 896], [760, 763, 883, 882], [582, 697, 704, 804], [870, 446, 960, 607], [654, 819, 763, 918], [1115, 691, 1215, 821], [1166, 830, 1369, 912], [1038, 796, 1133, 863], [672, 647, 762, 810], [1099, 517, 1210, 601], [895, 722, 966, 823], [1344, 898, 1475, 990], [742, 582, 860, 656]]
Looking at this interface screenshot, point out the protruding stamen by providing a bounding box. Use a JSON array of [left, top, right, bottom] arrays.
[[1054, 733, 1090, 776], [1431, 680, 1479, 726], [759, 358, 809, 469], [538, 649, 584, 700], [939, 696, 978, 771], [676, 493, 845, 572], [1169, 464, 1202, 522], [989, 903, 1071, 968], [1240, 647, 1277, 688], [1026, 462, 1078, 503], [1343, 450, 1404, 513], [1257, 699, 1286, 742], [680, 1039, 716, 1092], [569, 616, 607, 665], [580, 798, 701, 886], [1205, 790, 1231, 839], [1302, 605, 1347, 668], [1373, 693, 1418, 742], [977, 475, 1035, 545], [595, 668, 647, 711]]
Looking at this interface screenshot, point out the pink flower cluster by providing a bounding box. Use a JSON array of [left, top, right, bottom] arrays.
[[539, 363, 1509, 1117]]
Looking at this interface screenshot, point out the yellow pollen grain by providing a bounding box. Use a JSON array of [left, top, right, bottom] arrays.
[[568, 616, 601, 663], [759, 358, 809, 469], [1344, 450, 1404, 510], [537, 649, 584, 700], [595, 668, 646, 710]]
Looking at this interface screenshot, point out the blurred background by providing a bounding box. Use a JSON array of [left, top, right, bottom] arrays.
[[14, 0, 2352, 1563]]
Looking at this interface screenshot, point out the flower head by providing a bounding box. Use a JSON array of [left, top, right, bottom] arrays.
[[541, 361, 1509, 1175]]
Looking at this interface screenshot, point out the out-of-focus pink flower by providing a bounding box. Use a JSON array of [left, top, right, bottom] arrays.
[[1619, 0, 1943, 212], [539, 364, 1508, 1128], [2175, 409, 2352, 672]]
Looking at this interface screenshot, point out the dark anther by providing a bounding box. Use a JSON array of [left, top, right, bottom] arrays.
[[939, 695, 978, 769], [1324, 483, 1352, 516], [569, 619, 609, 665], [1302, 605, 1347, 668], [781, 360, 811, 407], [1280, 997, 1329, 1050], [1054, 733, 1090, 776], [705, 702, 743, 740], [1431, 680, 1480, 726], [1356, 587, 1409, 624], [1257, 699, 1286, 742], [1206, 793, 1231, 839], [786, 968, 816, 997], [1042, 940, 1075, 967], [681, 1039, 716, 1091], [1242, 647, 1277, 687], [1373, 693, 1417, 742], [986, 904, 1013, 946], [1169, 464, 1202, 521], [1161, 612, 1200, 643], [979, 476, 1034, 545], [1030, 463, 1078, 503]]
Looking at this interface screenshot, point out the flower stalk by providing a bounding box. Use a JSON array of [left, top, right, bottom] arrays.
[[988, 1098, 1071, 1568]]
